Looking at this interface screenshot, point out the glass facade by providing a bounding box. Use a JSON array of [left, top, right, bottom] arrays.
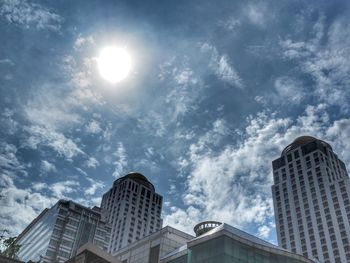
[[16, 207, 57, 262], [16, 200, 111, 263], [164, 234, 313, 263]]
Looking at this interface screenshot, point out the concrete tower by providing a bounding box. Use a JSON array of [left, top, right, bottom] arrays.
[[101, 172, 163, 254], [272, 136, 350, 262]]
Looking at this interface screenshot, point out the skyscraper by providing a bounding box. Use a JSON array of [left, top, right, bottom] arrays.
[[101, 172, 163, 253], [272, 136, 350, 262], [15, 200, 111, 263]]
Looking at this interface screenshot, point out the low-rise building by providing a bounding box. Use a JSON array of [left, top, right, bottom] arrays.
[[113, 226, 194, 263], [66, 243, 120, 263], [161, 222, 315, 263]]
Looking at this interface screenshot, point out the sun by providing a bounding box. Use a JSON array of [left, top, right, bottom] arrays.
[[97, 46, 132, 83]]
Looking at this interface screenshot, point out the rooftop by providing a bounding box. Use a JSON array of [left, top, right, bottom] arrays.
[[113, 172, 155, 191], [162, 223, 314, 263], [281, 135, 332, 156]]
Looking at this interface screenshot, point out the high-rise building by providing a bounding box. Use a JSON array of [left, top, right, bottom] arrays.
[[15, 200, 111, 263], [272, 136, 350, 262], [101, 172, 163, 253]]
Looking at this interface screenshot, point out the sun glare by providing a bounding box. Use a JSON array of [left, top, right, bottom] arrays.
[[97, 46, 132, 83]]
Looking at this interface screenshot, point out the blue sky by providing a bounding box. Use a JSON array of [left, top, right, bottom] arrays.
[[1, 0, 350, 244]]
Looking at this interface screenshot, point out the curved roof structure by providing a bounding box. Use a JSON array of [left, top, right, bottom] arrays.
[[113, 172, 155, 191], [194, 221, 222, 237], [281, 135, 332, 156]]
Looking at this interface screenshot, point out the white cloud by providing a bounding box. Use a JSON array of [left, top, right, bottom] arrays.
[[40, 160, 56, 173], [0, 175, 56, 235], [0, 143, 22, 171], [0, 0, 62, 31], [61, 54, 104, 106], [75, 196, 102, 208], [0, 58, 14, 66], [244, 3, 269, 28], [219, 17, 241, 31], [24, 84, 83, 130], [76, 167, 88, 176], [257, 224, 273, 239], [326, 119, 350, 168], [86, 120, 102, 134], [31, 182, 48, 191], [154, 57, 204, 130], [25, 125, 84, 160], [164, 104, 350, 238], [74, 35, 95, 50], [85, 178, 105, 196], [167, 184, 177, 195], [200, 43, 244, 88], [112, 142, 128, 177], [137, 111, 167, 137], [49, 180, 80, 199], [85, 157, 99, 168], [273, 77, 306, 104], [280, 16, 350, 111]]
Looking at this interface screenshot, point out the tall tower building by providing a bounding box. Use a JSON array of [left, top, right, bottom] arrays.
[[272, 136, 350, 262], [15, 200, 111, 263], [101, 172, 163, 253]]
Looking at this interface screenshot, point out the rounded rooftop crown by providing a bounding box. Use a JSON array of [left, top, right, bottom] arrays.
[[281, 135, 332, 156], [194, 221, 222, 237], [113, 172, 155, 191], [125, 172, 149, 181]]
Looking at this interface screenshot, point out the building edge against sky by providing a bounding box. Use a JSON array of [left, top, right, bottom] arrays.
[[101, 172, 163, 253], [112, 225, 193, 262], [161, 222, 314, 263], [15, 200, 111, 263], [15, 136, 350, 262], [272, 136, 350, 262]]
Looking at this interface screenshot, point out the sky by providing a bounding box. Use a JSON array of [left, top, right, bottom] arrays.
[[1, 0, 350, 245]]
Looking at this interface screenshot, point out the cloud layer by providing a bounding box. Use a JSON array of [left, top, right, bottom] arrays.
[[1, 0, 350, 245]]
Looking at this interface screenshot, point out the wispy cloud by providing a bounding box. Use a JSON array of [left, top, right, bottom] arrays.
[[49, 181, 80, 199], [40, 160, 56, 173], [273, 77, 305, 104], [112, 143, 128, 177], [0, 58, 14, 66], [164, 103, 350, 239], [74, 34, 95, 51], [280, 16, 350, 111], [85, 177, 105, 196], [0, 143, 27, 178], [23, 85, 82, 129], [218, 16, 241, 31], [85, 157, 100, 169], [244, 2, 270, 28], [0, 175, 56, 235], [0, 0, 62, 31], [200, 43, 244, 88], [85, 120, 103, 134], [25, 125, 84, 161]]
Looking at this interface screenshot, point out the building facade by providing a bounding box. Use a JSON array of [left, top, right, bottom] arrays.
[[113, 226, 193, 263], [66, 243, 121, 263], [272, 136, 350, 262], [15, 200, 111, 263], [101, 172, 163, 253], [161, 222, 314, 263]]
